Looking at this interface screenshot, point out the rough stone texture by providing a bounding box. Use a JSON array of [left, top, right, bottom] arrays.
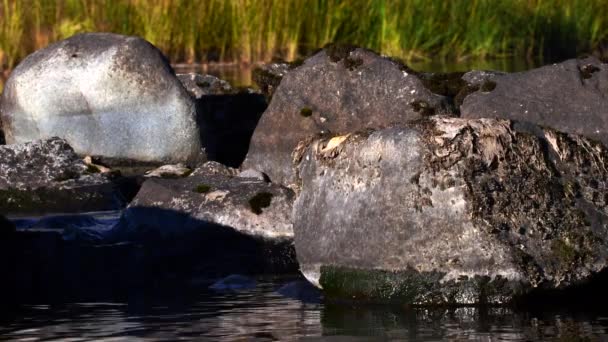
[[144, 163, 192, 178], [252, 61, 293, 98], [293, 117, 608, 305], [114, 162, 294, 241], [461, 57, 608, 147], [0, 32, 202, 165], [243, 46, 450, 186], [0, 138, 125, 215], [177, 73, 233, 99]]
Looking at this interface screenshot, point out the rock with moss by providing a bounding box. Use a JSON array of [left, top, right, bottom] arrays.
[[0, 32, 203, 165], [243, 46, 451, 186], [293, 117, 608, 305], [113, 161, 295, 241], [0, 137, 125, 215], [461, 56, 608, 147]]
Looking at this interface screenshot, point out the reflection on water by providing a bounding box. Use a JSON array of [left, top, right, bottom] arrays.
[[2, 278, 608, 341]]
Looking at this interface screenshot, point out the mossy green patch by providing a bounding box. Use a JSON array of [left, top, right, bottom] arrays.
[[300, 107, 313, 117], [319, 265, 520, 305], [551, 239, 578, 265], [248, 191, 273, 214], [193, 184, 212, 193], [85, 164, 101, 174]]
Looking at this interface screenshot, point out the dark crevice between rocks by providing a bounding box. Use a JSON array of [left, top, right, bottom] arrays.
[[195, 92, 267, 168]]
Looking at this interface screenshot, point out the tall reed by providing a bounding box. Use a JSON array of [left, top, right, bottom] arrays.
[[1, 0, 607, 69]]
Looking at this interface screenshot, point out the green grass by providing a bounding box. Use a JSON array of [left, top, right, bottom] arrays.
[[1, 0, 608, 70]]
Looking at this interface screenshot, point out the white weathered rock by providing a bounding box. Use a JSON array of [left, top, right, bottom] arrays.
[[0, 32, 202, 164]]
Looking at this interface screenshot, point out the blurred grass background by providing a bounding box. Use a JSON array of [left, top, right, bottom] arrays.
[[1, 0, 607, 70]]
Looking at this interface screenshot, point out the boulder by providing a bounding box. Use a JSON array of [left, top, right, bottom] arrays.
[[460, 57, 608, 146], [177, 73, 233, 99], [0, 137, 125, 215], [109, 162, 297, 274], [115, 162, 294, 240], [243, 45, 450, 186], [0, 32, 202, 165], [293, 117, 608, 305]]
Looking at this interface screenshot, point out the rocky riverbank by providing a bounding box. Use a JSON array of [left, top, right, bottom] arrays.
[[1, 33, 607, 305]]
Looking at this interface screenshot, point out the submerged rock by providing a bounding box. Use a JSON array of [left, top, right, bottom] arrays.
[[460, 57, 608, 146], [0, 138, 125, 215], [0, 32, 202, 165], [293, 117, 608, 305], [243, 46, 450, 186], [209, 274, 257, 290], [277, 280, 322, 303]]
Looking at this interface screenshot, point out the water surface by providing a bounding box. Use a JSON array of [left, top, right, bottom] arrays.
[[2, 278, 608, 341]]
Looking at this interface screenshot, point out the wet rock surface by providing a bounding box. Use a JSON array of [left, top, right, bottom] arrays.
[[0, 32, 202, 165], [243, 46, 450, 186], [293, 117, 608, 305], [460, 57, 608, 146], [0, 137, 125, 215]]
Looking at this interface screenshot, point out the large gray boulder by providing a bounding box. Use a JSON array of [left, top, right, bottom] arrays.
[[293, 117, 608, 305], [243, 46, 451, 186], [460, 57, 608, 146], [0, 33, 202, 165], [0, 137, 124, 215]]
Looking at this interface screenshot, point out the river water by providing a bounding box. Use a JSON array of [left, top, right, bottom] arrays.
[[3, 211, 608, 341], [2, 280, 608, 341]]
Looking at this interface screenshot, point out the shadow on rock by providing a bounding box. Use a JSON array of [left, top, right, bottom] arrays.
[[0, 206, 297, 304]]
